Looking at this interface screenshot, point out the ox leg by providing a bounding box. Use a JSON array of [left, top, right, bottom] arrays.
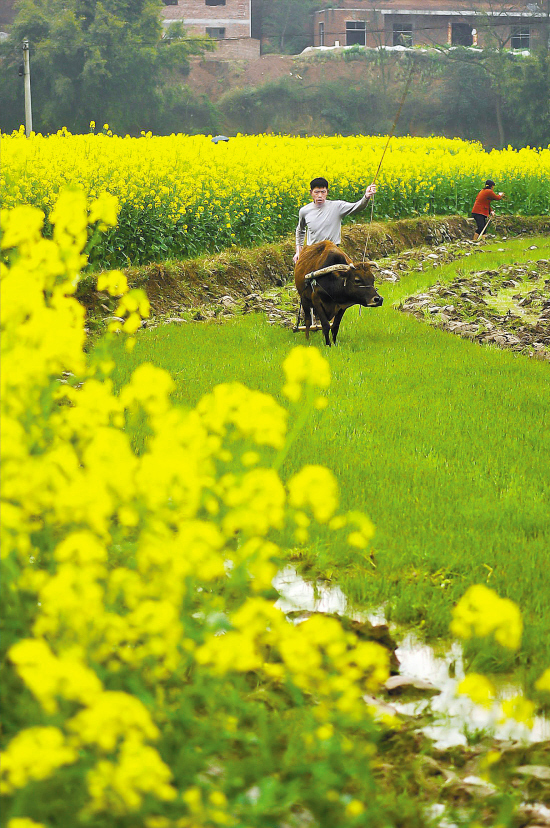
[[301, 297, 312, 340], [312, 294, 332, 347], [331, 308, 347, 345]]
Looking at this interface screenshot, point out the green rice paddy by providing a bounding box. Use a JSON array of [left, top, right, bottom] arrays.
[[106, 237, 550, 687]]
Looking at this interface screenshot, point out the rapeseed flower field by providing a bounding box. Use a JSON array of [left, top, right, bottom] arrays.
[[2, 128, 549, 265]]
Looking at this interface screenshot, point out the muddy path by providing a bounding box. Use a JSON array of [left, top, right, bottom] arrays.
[[97, 230, 550, 368], [80, 215, 550, 330], [84, 215, 550, 364]]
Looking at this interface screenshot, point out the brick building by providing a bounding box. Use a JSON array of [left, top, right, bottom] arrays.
[[312, 0, 547, 51], [161, 0, 261, 58]]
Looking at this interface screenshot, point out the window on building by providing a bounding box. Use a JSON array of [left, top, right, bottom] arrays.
[[392, 18, 413, 47], [511, 26, 530, 49], [206, 27, 226, 38], [319, 21, 325, 47], [451, 22, 473, 46], [346, 21, 366, 46], [206, 0, 226, 5], [162, 0, 178, 5]]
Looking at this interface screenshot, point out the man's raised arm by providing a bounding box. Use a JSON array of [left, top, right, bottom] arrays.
[[339, 183, 377, 217]]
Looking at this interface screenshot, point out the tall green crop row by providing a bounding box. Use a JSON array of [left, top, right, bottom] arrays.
[[2, 129, 549, 267]]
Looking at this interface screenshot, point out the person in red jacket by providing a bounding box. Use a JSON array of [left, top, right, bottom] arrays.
[[471, 180, 505, 240]]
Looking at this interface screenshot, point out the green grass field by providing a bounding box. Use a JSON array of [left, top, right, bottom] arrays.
[[106, 237, 550, 686]]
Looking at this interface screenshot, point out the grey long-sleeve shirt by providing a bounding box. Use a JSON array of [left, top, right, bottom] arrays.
[[295, 193, 371, 248]]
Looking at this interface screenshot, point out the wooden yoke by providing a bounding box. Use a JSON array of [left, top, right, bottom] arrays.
[[303, 263, 354, 282], [303, 261, 378, 282]]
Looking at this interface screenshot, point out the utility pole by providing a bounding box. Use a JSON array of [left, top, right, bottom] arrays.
[[22, 39, 33, 136]]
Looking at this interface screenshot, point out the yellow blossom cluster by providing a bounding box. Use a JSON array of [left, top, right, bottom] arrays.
[[450, 584, 523, 649], [196, 598, 389, 708], [7, 821, 47, 828], [282, 344, 331, 407], [453, 587, 549, 729], [1, 727, 78, 793], [458, 673, 496, 708], [1, 192, 392, 826]]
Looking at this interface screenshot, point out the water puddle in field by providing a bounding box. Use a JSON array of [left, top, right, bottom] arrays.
[[273, 566, 550, 748]]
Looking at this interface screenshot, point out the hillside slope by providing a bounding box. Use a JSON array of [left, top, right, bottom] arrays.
[[182, 49, 506, 146]]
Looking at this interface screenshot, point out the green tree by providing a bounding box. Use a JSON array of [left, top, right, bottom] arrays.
[[261, 0, 323, 54], [503, 50, 550, 147], [429, 0, 550, 147], [0, 0, 213, 134], [500, 0, 550, 147]]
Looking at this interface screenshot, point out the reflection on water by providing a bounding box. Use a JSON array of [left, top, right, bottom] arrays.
[[274, 566, 348, 615], [394, 633, 550, 748], [273, 566, 550, 748]]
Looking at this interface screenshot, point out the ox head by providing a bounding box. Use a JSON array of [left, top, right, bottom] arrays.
[[343, 261, 383, 308]]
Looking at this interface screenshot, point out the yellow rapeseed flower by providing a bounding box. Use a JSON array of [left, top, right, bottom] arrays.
[[450, 584, 523, 649], [457, 673, 496, 708]]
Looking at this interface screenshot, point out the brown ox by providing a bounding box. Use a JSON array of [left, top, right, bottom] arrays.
[[294, 241, 383, 347]]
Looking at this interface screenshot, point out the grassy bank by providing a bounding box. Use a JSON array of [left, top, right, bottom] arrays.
[[105, 236, 550, 686], [80, 215, 550, 319]]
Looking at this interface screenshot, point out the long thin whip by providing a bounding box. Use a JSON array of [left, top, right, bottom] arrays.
[[373, 63, 415, 186], [362, 61, 416, 262]]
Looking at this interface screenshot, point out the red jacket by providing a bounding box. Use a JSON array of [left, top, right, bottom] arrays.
[[472, 188, 503, 216]]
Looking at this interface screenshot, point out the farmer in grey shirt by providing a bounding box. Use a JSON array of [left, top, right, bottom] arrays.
[[294, 177, 377, 264]]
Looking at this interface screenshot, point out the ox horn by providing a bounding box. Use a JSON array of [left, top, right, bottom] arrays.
[[349, 260, 379, 269]]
